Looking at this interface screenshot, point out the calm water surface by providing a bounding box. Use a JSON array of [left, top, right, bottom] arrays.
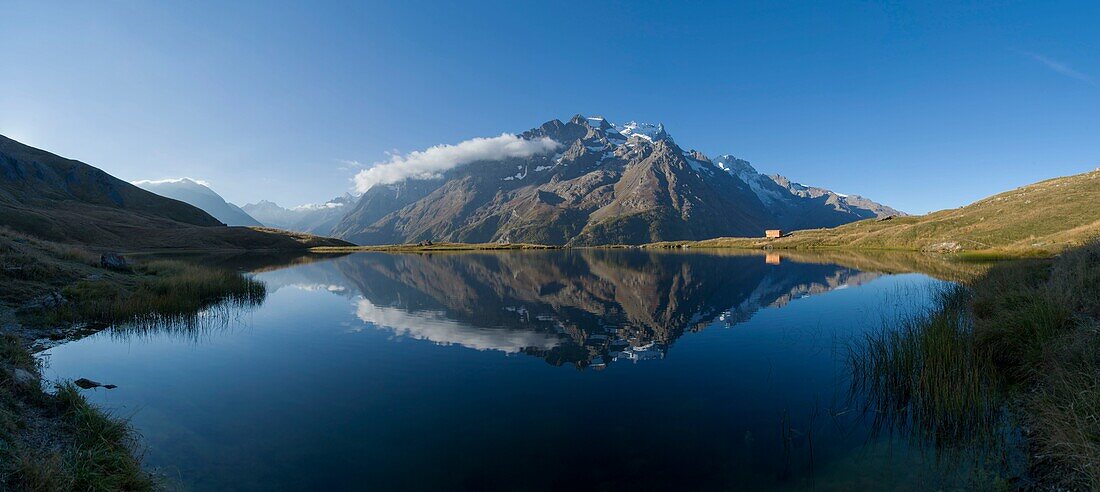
[[42, 250, 998, 490]]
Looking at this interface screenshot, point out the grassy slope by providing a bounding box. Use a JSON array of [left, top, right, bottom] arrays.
[[0, 134, 351, 252], [0, 228, 270, 489], [676, 169, 1100, 256]]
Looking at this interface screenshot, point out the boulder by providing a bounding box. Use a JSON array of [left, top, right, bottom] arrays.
[[73, 378, 116, 390], [10, 367, 38, 387], [19, 291, 67, 313], [923, 241, 963, 253], [100, 252, 129, 270]]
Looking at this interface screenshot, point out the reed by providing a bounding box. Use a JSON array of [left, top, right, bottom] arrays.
[[850, 286, 1003, 449]]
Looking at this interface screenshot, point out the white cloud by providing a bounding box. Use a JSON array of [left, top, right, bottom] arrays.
[[1024, 52, 1095, 85], [336, 159, 365, 171], [352, 133, 561, 193], [354, 298, 561, 353]]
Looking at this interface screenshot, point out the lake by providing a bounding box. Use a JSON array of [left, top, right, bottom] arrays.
[[41, 250, 1014, 490]]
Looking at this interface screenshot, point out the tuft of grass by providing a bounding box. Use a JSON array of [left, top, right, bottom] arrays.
[[850, 286, 1003, 450], [52, 384, 155, 491], [1, 335, 155, 490]]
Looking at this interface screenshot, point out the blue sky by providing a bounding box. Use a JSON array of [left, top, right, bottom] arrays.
[[2, 1, 1098, 213]]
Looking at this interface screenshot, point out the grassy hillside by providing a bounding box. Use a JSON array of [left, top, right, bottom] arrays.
[[674, 169, 1100, 256]]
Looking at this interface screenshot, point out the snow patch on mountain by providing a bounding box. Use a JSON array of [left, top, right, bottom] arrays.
[[615, 121, 671, 143], [712, 155, 787, 206]]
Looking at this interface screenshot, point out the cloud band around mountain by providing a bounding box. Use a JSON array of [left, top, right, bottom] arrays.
[[353, 133, 561, 192]]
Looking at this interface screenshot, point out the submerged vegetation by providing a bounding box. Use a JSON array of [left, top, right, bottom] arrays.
[[851, 241, 1100, 489], [0, 228, 269, 489]]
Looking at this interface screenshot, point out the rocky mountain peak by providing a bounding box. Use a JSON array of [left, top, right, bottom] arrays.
[[333, 115, 904, 246], [616, 121, 672, 143], [713, 155, 757, 175]]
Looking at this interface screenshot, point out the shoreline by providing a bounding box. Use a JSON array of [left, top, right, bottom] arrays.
[[0, 229, 267, 490], [309, 238, 1061, 261]]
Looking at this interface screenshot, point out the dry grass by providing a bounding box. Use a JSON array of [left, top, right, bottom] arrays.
[[968, 244, 1100, 488], [46, 260, 266, 327]]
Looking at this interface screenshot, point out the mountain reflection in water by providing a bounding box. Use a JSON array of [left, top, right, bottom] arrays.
[[42, 249, 1015, 491], [261, 250, 882, 368]]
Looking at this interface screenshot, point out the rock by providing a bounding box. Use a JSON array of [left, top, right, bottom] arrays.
[[923, 241, 963, 253], [19, 291, 68, 313], [10, 367, 38, 387], [73, 378, 100, 389], [73, 377, 115, 390], [417, 240, 433, 246], [99, 252, 129, 270]]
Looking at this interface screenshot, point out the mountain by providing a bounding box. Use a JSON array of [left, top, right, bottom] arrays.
[[333, 115, 900, 246], [713, 155, 905, 230], [132, 178, 262, 227], [0, 134, 350, 250], [689, 168, 1100, 255], [242, 194, 357, 235]]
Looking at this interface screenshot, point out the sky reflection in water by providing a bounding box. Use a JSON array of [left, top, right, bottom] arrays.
[[42, 250, 1003, 491]]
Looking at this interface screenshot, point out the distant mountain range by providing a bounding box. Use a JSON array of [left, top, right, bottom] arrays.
[[0, 134, 349, 250], [132, 178, 262, 227], [332, 115, 903, 245], [242, 194, 357, 236]]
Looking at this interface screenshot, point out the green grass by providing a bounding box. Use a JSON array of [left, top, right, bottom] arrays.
[[852, 241, 1100, 488]]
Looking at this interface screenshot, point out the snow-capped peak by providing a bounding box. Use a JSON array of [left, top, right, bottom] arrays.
[[712, 155, 758, 176], [292, 201, 346, 211], [585, 116, 610, 128], [711, 155, 786, 206], [615, 121, 671, 143], [131, 177, 212, 188]]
